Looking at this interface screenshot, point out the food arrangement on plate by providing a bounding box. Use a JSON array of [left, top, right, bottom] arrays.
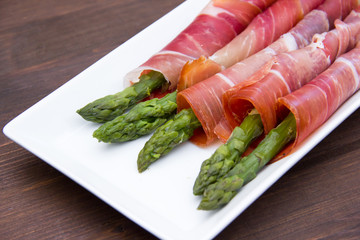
[[76, 0, 360, 210]]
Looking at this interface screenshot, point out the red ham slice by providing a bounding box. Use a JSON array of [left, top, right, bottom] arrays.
[[278, 43, 360, 155], [218, 8, 360, 141], [211, 0, 325, 68], [177, 0, 359, 146], [124, 0, 276, 89]]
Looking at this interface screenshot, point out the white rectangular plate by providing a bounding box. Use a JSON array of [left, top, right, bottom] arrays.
[[3, 0, 360, 239]]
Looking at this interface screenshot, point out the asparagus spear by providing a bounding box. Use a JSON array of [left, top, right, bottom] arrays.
[[193, 111, 264, 195], [77, 71, 167, 123], [198, 112, 297, 210], [93, 91, 177, 142], [137, 108, 201, 172]]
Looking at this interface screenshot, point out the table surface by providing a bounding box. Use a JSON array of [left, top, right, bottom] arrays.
[[1, 1, 360, 239]]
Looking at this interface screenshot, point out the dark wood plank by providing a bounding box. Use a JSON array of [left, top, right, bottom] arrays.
[[1, 1, 360, 239]]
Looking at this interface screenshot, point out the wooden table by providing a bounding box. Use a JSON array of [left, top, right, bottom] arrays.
[[1, 1, 360, 239]]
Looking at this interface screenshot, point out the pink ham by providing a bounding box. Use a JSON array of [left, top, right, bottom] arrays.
[[218, 8, 360, 142], [177, 0, 359, 146], [278, 43, 360, 155], [123, 0, 276, 89], [210, 0, 325, 68]]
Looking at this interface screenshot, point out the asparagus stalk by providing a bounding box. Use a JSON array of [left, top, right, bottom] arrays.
[[198, 112, 297, 210], [193, 111, 264, 195], [77, 71, 167, 123], [93, 91, 177, 142], [137, 108, 201, 172]]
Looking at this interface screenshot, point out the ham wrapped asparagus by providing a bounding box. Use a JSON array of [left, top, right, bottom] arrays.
[[178, 0, 359, 146], [124, 0, 277, 89], [199, 42, 360, 210], [193, 4, 360, 196], [278, 42, 360, 153], [217, 8, 360, 140]]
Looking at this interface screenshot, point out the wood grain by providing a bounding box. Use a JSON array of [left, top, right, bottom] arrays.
[[1, 1, 359, 239]]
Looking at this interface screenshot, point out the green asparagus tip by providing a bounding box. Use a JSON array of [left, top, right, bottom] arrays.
[[198, 112, 297, 210], [77, 71, 167, 123], [92, 91, 178, 143], [198, 175, 243, 210], [137, 108, 202, 173], [192, 112, 263, 196]]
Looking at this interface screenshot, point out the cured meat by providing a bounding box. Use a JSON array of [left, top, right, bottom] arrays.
[[178, 0, 326, 90], [123, 0, 276, 89], [177, 56, 224, 92], [218, 8, 360, 141], [278, 43, 360, 154], [211, 0, 325, 68], [177, 0, 359, 146]]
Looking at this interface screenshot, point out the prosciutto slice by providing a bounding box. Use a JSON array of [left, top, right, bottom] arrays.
[[123, 0, 276, 89], [178, 0, 325, 90], [218, 8, 360, 141], [211, 0, 325, 68], [177, 0, 359, 146], [278, 43, 360, 154]]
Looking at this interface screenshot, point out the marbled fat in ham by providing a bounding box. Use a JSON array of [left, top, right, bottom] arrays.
[[278, 43, 360, 155], [210, 0, 326, 68]]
